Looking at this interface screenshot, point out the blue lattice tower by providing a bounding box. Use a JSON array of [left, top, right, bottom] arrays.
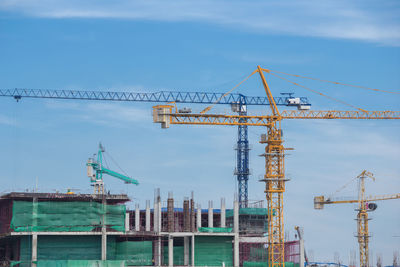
[[234, 95, 251, 208]]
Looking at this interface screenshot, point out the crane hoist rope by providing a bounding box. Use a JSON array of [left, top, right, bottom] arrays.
[[200, 66, 388, 117], [327, 175, 359, 201], [200, 69, 258, 114], [314, 170, 400, 267], [86, 143, 139, 195], [266, 68, 400, 95], [268, 71, 368, 113], [152, 65, 400, 267]]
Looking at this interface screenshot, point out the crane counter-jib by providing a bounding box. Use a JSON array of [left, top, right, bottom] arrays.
[[152, 107, 400, 128], [0, 87, 311, 209]]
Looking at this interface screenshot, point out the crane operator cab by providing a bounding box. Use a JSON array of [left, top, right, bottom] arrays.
[[281, 92, 311, 110]]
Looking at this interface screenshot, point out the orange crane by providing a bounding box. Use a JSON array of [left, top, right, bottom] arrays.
[[152, 66, 400, 267], [314, 170, 400, 267]]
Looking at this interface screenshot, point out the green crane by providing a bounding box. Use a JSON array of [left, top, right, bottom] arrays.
[[86, 143, 139, 194]]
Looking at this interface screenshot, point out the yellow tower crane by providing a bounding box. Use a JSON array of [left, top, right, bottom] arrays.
[[152, 66, 400, 267], [314, 170, 400, 267]]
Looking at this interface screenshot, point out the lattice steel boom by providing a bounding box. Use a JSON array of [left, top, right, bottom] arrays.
[[0, 88, 310, 208], [314, 171, 400, 267], [153, 66, 400, 267]]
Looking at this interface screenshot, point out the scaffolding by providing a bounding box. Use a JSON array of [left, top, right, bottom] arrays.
[[0, 191, 302, 267]]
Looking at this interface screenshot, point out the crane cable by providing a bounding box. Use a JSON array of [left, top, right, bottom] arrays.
[[104, 151, 131, 178], [266, 71, 368, 113], [327, 175, 358, 201], [267, 69, 400, 95], [200, 69, 258, 114]]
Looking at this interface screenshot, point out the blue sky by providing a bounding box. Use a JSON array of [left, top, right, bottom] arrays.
[[0, 0, 399, 264]]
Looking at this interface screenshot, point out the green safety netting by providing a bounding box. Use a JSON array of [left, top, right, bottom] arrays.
[[18, 236, 153, 266], [244, 262, 299, 267], [243, 262, 266, 267], [226, 208, 268, 217], [19, 236, 104, 262], [195, 236, 233, 266], [115, 241, 153, 266], [10, 200, 126, 232], [163, 245, 185, 266], [11, 260, 126, 267], [249, 247, 268, 261], [198, 227, 233, 233]]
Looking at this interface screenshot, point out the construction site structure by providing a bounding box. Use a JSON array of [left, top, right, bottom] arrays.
[[152, 66, 400, 267], [314, 170, 400, 267], [0, 190, 303, 267], [0, 88, 310, 209], [86, 143, 139, 194]]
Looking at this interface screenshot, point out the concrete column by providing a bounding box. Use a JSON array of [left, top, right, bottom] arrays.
[[167, 192, 174, 232], [208, 200, 213, 228], [155, 188, 162, 266], [183, 198, 190, 232], [190, 192, 195, 232], [234, 234, 239, 267], [158, 195, 162, 232], [146, 200, 150, 231], [234, 199, 239, 233], [154, 200, 159, 233], [101, 196, 107, 261], [168, 235, 174, 267], [221, 197, 226, 228], [157, 238, 162, 266], [233, 198, 239, 267], [196, 204, 201, 230], [184, 236, 190, 266], [101, 231, 107, 260], [299, 239, 305, 267], [135, 204, 140, 231], [191, 235, 195, 266], [31, 233, 37, 267], [125, 212, 130, 232]]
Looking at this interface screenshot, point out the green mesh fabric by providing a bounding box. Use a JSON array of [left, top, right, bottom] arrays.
[[194, 236, 233, 266], [115, 241, 153, 266], [10, 201, 126, 232], [249, 247, 267, 261], [198, 227, 233, 233], [163, 246, 184, 266], [19, 236, 103, 262], [12, 260, 126, 267], [243, 261, 298, 267], [39, 236, 103, 260], [225, 208, 268, 217], [18, 236, 154, 266], [243, 262, 266, 267]]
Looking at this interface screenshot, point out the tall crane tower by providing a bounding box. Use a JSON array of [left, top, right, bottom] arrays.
[[314, 170, 400, 267], [0, 88, 310, 207], [86, 143, 139, 194], [152, 66, 400, 267]]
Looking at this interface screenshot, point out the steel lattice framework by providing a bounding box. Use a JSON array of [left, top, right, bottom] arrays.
[[314, 171, 400, 267], [0, 88, 310, 208], [152, 66, 400, 267], [0, 88, 310, 105]]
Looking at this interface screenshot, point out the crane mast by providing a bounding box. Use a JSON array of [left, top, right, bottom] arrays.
[[257, 66, 286, 266], [357, 170, 374, 267], [153, 66, 400, 267], [314, 170, 400, 267], [86, 143, 139, 194], [0, 88, 310, 208]]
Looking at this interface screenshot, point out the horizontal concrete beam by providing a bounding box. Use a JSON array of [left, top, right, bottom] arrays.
[[9, 231, 125, 236]]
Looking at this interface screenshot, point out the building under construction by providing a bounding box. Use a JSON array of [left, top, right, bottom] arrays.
[[0, 190, 303, 267]]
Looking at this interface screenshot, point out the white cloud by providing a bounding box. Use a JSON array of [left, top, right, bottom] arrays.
[[0, 114, 16, 125], [45, 100, 152, 126], [1, 0, 399, 46]]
